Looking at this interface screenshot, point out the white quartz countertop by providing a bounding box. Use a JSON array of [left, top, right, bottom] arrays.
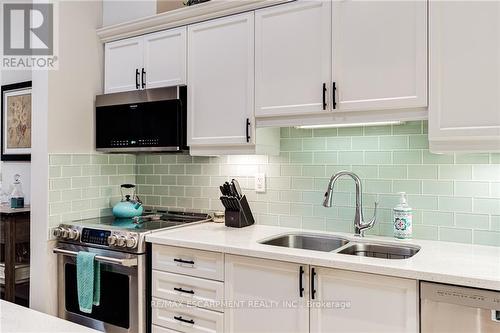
[[0, 300, 101, 333], [146, 223, 500, 291]]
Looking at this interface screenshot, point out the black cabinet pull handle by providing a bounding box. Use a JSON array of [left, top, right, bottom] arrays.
[[299, 266, 304, 298], [246, 118, 251, 143], [173, 258, 195, 265], [322, 83, 327, 110], [141, 68, 146, 89], [311, 267, 317, 300], [135, 69, 140, 89], [174, 287, 195, 295], [174, 316, 195, 325], [332, 82, 337, 110]]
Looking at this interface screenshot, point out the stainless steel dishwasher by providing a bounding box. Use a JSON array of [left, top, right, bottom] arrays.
[[421, 282, 500, 333]]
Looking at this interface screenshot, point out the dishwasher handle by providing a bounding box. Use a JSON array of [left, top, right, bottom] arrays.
[[53, 247, 138, 267]]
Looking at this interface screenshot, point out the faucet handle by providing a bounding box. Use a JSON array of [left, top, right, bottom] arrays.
[[369, 201, 379, 224]]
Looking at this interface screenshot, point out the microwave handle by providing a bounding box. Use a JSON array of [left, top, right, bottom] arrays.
[[53, 247, 138, 267]]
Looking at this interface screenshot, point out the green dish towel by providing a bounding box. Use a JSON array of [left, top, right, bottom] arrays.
[[76, 251, 101, 314]]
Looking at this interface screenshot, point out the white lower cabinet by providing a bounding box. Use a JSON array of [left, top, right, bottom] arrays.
[[310, 267, 418, 333], [151, 246, 419, 333], [224, 255, 309, 333], [152, 298, 224, 333], [152, 245, 225, 333]]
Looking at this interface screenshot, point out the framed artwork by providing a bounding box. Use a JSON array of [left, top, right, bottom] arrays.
[[1, 81, 32, 161]]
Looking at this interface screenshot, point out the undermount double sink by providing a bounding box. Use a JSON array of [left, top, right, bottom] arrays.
[[260, 233, 420, 260]]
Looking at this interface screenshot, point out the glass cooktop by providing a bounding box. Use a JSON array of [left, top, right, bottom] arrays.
[[68, 211, 211, 233]]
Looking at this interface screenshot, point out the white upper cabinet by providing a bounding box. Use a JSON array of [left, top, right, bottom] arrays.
[[429, 1, 500, 152], [225, 255, 309, 333], [255, 0, 428, 127], [187, 13, 256, 148], [104, 27, 187, 94], [332, 0, 427, 112], [104, 37, 143, 94], [310, 267, 418, 333], [143, 27, 187, 89], [255, 1, 332, 117]]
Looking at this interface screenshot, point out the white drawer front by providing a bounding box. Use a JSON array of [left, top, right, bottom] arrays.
[[153, 325, 182, 333], [152, 298, 224, 333], [152, 245, 224, 281], [153, 270, 224, 313]]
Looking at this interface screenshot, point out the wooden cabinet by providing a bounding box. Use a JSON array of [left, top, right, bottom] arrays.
[[332, 0, 427, 112], [151, 245, 420, 333], [151, 245, 225, 333], [144, 28, 187, 89], [187, 13, 279, 156], [310, 267, 418, 333], [429, 1, 500, 152], [255, 0, 332, 117], [255, 0, 428, 127], [104, 27, 187, 94], [104, 37, 143, 94], [187, 13, 254, 147], [224, 255, 309, 333]]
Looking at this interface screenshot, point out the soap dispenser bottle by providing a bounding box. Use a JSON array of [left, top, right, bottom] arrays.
[[393, 192, 412, 239], [10, 174, 25, 209]]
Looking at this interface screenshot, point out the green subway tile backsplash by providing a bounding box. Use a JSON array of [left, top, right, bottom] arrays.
[[133, 121, 499, 247], [48, 122, 500, 247], [49, 154, 136, 226]]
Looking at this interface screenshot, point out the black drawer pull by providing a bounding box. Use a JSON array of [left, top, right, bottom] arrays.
[[299, 266, 304, 298], [135, 69, 140, 89], [174, 316, 195, 325], [174, 258, 195, 265], [322, 83, 327, 110], [246, 118, 251, 143], [141, 68, 146, 89], [174, 287, 195, 295], [332, 82, 337, 110], [311, 267, 317, 300]]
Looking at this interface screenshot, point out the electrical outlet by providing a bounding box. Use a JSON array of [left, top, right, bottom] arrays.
[[255, 173, 266, 193]]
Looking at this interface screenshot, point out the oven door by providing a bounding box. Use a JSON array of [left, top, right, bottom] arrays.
[[54, 244, 146, 333]]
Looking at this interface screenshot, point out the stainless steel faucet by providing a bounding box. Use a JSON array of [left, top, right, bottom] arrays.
[[323, 171, 378, 237]]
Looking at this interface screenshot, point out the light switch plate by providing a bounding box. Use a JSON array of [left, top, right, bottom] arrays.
[[255, 173, 266, 193]]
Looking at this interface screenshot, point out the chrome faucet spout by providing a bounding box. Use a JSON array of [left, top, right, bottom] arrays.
[[322, 171, 378, 237]]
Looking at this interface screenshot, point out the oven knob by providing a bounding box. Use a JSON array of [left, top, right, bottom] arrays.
[[61, 228, 69, 239], [107, 235, 117, 246], [68, 229, 79, 240], [116, 236, 126, 247], [125, 237, 137, 249], [53, 227, 63, 238]]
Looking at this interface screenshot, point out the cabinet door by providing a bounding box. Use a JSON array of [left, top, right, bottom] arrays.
[[144, 27, 187, 89], [187, 13, 255, 146], [224, 255, 309, 333], [332, 0, 427, 111], [310, 267, 418, 333], [104, 37, 143, 94], [429, 1, 500, 152], [255, 1, 332, 117]]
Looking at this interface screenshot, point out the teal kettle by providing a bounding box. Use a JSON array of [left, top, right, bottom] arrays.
[[112, 184, 144, 219]]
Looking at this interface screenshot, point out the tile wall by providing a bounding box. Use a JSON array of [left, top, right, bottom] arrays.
[[134, 121, 500, 247], [48, 154, 136, 226], [48, 121, 500, 246]]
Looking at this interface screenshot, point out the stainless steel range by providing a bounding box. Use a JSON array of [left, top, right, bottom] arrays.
[[52, 211, 211, 333]]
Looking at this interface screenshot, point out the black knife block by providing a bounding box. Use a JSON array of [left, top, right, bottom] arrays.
[[222, 195, 255, 228]]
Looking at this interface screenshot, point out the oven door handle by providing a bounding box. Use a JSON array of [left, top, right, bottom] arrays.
[[53, 248, 138, 267]]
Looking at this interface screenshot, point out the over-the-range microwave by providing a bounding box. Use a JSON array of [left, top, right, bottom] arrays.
[[95, 86, 187, 152]]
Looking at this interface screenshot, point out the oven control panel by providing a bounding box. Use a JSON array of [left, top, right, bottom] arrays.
[[81, 228, 111, 246], [54, 225, 141, 252]]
